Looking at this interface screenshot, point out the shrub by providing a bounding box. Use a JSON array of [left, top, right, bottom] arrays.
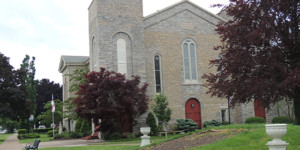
[[245, 117, 266, 124], [103, 132, 122, 140], [222, 121, 230, 125], [176, 119, 198, 132], [47, 130, 58, 137], [54, 134, 63, 139], [203, 120, 222, 128], [70, 132, 83, 138], [272, 116, 292, 124], [18, 129, 27, 134], [124, 133, 136, 139], [75, 118, 83, 132], [80, 119, 92, 136], [33, 128, 51, 133], [146, 112, 158, 135], [18, 133, 40, 139]]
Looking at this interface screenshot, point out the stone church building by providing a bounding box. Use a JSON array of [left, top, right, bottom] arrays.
[[59, 0, 292, 132]]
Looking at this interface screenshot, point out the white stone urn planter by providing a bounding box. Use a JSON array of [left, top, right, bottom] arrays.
[[140, 127, 151, 147], [265, 124, 289, 150]]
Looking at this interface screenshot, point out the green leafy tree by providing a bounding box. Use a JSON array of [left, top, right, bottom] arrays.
[[152, 93, 172, 139], [0, 53, 28, 121], [20, 55, 37, 117], [37, 99, 63, 127]]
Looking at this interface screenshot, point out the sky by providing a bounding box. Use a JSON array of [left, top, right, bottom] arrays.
[[0, 0, 229, 85]]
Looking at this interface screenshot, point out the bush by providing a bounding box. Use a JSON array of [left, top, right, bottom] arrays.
[[222, 121, 230, 125], [18, 133, 40, 139], [33, 128, 51, 133], [272, 116, 292, 124], [146, 112, 158, 135], [176, 119, 198, 132], [103, 132, 122, 140], [54, 134, 63, 139], [70, 132, 83, 138], [18, 129, 27, 134], [124, 133, 135, 139], [75, 118, 83, 132], [245, 117, 266, 124], [47, 130, 58, 137], [203, 120, 222, 128], [80, 119, 92, 136]]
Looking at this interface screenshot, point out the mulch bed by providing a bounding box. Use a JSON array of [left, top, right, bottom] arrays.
[[142, 129, 245, 150]]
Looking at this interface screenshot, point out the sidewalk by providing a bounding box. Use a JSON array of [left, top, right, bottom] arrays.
[[0, 133, 22, 150]]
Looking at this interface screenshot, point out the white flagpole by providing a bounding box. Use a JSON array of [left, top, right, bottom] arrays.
[[52, 94, 55, 138], [52, 111, 54, 138]]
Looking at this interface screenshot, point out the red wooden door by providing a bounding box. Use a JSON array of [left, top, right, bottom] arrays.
[[254, 100, 266, 120], [185, 99, 202, 129]]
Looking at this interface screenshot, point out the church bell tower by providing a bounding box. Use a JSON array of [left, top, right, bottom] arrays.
[[88, 0, 146, 80]]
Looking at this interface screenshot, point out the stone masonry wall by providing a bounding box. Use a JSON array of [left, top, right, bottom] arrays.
[[144, 2, 228, 126]]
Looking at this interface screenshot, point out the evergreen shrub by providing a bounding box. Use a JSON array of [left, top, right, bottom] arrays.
[[47, 130, 58, 137], [75, 118, 83, 132], [70, 132, 83, 138], [146, 112, 158, 135], [176, 119, 198, 132], [272, 116, 292, 124], [103, 132, 122, 140], [18, 133, 40, 139], [245, 117, 266, 124], [18, 129, 27, 134], [203, 120, 222, 128], [80, 119, 91, 136]]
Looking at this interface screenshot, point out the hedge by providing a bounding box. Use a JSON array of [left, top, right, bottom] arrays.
[[18, 129, 27, 134], [245, 117, 266, 124], [33, 128, 52, 133], [272, 116, 292, 124]]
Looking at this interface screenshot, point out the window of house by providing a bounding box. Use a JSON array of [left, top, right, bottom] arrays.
[[183, 39, 198, 82], [117, 38, 127, 74], [154, 55, 162, 93]]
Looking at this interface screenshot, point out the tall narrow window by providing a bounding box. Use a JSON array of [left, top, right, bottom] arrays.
[[117, 38, 127, 74], [154, 55, 162, 93], [221, 110, 226, 122], [182, 39, 198, 81]]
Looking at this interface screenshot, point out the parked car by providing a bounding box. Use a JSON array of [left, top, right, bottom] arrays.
[[38, 125, 46, 129]]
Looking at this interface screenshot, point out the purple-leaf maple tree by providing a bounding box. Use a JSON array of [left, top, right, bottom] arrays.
[[73, 68, 149, 133], [204, 0, 299, 122]]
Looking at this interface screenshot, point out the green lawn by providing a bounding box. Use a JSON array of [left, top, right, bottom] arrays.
[[19, 133, 53, 144], [40, 145, 140, 150], [0, 133, 13, 144], [33, 124, 300, 150], [190, 124, 300, 150]]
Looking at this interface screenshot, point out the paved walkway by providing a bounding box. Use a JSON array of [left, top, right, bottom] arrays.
[[0, 133, 22, 150]]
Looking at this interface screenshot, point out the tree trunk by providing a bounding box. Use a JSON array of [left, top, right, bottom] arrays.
[[294, 87, 300, 125]]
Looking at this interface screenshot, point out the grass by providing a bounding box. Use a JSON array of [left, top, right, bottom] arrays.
[[190, 124, 300, 150], [19, 133, 53, 144], [40, 145, 140, 150], [0, 133, 13, 144], [25, 124, 300, 150]]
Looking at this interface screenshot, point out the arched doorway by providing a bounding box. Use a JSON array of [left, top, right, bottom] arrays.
[[254, 100, 266, 120], [185, 99, 202, 129]]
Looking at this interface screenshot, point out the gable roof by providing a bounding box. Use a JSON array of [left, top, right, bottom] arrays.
[[144, 0, 226, 28], [58, 55, 89, 73]]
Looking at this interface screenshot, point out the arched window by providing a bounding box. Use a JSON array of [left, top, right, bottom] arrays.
[[154, 55, 162, 93], [117, 38, 127, 74], [182, 39, 198, 82]]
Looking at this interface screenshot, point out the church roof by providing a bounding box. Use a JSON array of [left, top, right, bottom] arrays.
[[58, 55, 89, 73], [144, 0, 227, 28]]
